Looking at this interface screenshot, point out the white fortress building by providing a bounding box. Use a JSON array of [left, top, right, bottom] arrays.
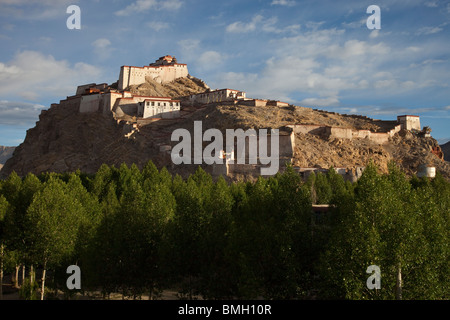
[[72, 55, 186, 120], [188, 88, 247, 105], [118, 55, 188, 90], [397, 115, 421, 131]]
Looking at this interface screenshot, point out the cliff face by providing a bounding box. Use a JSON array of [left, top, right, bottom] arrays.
[[0, 102, 165, 177], [441, 141, 450, 162], [0, 146, 16, 171], [128, 75, 210, 98], [2, 79, 449, 180]]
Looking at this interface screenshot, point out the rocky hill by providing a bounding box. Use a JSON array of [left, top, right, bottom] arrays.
[[0, 146, 16, 172], [1, 77, 449, 181], [0, 146, 15, 164], [127, 75, 209, 98], [441, 141, 450, 162]]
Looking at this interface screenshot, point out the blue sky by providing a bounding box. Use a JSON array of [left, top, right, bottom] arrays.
[[0, 0, 449, 146]]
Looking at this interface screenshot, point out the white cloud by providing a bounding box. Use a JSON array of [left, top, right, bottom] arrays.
[[0, 100, 45, 126], [38, 36, 53, 43], [213, 23, 449, 106], [115, 0, 157, 16], [261, 16, 300, 34], [271, 0, 296, 6], [373, 71, 393, 79], [406, 46, 422, 52], [341, 19, 366, 29], [409, 59, 445, 68], [416, 26, 443, 35], [92, 38, 113, 59], [177, 38, 226, 71], [178, 39, 201, 53], [226, 14, 300, 34], [197, 51, 225, 70], [226, 15, 263, 33], [0, 50, 102, 102], [424, 1, 438, 7], [19, 91, 39, 101], [306, 21, 326, 30], [401, 81, 416, 89], [300, 96, 340, 107], [147, 21, 170, 31], [115, 0, 182, 16], [159, 0, 183, 10], [374, 79, 397, 89], [92, 38, 111, 49], [0, 0, 79, 20], [369, 30, 379, 39]]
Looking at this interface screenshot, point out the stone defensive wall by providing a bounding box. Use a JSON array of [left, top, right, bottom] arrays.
[[118, 63, 188, 90], [239, 99, 289, 107], [286, 123, 402, 144]]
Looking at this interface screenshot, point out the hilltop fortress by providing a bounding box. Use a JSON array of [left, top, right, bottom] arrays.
[[118, 55, 188, 89], [4, 54, 445, 181], [67, 55, 425, 146], [69, 55, 288, 121]]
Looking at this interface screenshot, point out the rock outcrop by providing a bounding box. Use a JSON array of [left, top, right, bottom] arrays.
[[0, 146, 15, 167], [2, 78, 449, 181], [441, 141, 450, 162]]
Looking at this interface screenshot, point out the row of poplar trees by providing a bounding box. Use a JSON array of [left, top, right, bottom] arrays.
[[0, 161, 448, 300]]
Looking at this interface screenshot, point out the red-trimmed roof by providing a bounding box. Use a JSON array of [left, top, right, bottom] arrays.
[[143, 98, 180, 102], [132, 94, 171, 99], [122, 64, 187, 70]]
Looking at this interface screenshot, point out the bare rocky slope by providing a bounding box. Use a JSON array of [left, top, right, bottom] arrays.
[[441, 141, 450, 162], [0, 146, 16, 172], [0, 146, 15, 164], [128, 75, 209, 98], [1, 77, 449, 181]]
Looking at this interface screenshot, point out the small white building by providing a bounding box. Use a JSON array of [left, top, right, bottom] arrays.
[[137, 98, 181, 119], [417, 164, 436, 178], [397, 115, 421, 131]]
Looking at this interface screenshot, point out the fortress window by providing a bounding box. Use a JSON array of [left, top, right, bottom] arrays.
[[151, 102, 155, 106]]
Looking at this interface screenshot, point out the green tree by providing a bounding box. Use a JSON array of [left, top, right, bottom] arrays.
[[227, 177, 275, 298], [161, 167, 212, 299], [67, 173, 102, 255], [271, 166, 312, 298], [0, 194, 11, 300], [141, 170, 176, 299], [83, 181, 121, 297], [227, 169, 311, 299], [314, 172, 333, 204], [2, 173, 42, 289], [90, 164, 115, 202], [319, 163, 385, 299], [318, 162, 449, 300], [404, 173, 449, 299], [26, 176, 85, 300], [197, 175, 234, 299]]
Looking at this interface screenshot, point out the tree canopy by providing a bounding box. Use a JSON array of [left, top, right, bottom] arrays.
[[0, 161, 448, 300]]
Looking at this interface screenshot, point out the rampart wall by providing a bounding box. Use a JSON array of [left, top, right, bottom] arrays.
[[287, 123, 401, 144], [118, 64, 188, 90]]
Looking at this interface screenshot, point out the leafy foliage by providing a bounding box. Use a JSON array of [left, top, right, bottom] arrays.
[[0, 161, 448, 300]]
